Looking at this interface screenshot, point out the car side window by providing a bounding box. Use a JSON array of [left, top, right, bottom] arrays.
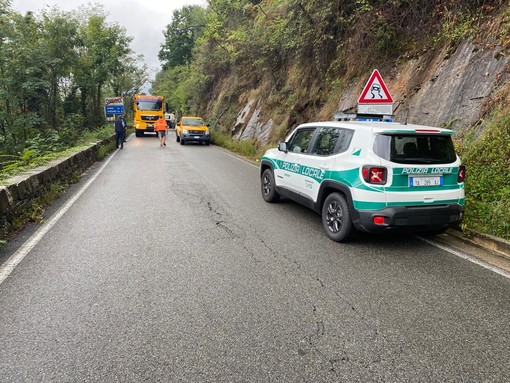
[[336, 129, 354, 153], [311, 128, 354, 156], [287, 128, 315, 154]]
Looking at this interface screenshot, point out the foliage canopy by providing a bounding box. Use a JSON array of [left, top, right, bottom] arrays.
[[0, 2, 148, 174]]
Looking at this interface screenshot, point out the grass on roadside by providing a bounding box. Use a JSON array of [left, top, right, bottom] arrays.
[[0, 126, 116, 184], [9, 181, 68, 231], [210, 130, 275, 161]]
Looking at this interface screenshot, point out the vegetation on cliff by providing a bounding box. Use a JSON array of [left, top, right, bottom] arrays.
[[153, 0, 510, 239]]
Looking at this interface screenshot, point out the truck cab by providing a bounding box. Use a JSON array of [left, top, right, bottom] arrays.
[[133, 95, 168, 137]]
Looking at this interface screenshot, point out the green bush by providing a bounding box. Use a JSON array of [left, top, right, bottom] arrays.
[[457, 115, 510, 239], [0, 125, 114, 183]]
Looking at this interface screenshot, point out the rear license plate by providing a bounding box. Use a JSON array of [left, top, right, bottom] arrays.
[[409, 176, 443, 187]]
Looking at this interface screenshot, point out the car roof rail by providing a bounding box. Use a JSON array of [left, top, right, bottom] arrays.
[[333, 112, 394, 122]]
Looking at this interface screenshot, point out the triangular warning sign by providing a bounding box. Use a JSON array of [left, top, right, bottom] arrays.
[[358, 69, 394, 104]]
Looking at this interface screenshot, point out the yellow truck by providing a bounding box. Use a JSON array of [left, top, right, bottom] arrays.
[[133, 94, 168, 137]]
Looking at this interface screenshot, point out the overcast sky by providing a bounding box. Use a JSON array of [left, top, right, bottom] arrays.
[[10, 0, 207, 82]]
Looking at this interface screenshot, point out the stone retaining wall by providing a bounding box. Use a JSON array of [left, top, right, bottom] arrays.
[[0, 135, 115, 240]]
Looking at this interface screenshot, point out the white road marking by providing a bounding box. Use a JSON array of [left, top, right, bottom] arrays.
[[0, 149, 119, 285], [418, 236, 510, 279]]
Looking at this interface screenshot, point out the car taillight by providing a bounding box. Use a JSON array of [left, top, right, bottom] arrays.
[[373, 216, 386, 225], [362, 166, 387, 184], [458, 165, 466, 182]]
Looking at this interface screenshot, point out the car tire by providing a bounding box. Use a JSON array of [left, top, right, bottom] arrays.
[[322, 192, 353, 242], [180, 138, 185, 145], [261, 168, 280, 203], [176, 134, 180, 142], [205, 140, 210, 146]]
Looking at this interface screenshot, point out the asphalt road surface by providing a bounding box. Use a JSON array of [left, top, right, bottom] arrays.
[[1, 132, 509, 382]]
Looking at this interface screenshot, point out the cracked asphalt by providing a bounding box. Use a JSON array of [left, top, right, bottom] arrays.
[[1, 132, 509, 382]]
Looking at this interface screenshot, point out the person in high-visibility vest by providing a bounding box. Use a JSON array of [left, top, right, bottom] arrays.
[[154, 116, 167, 147]]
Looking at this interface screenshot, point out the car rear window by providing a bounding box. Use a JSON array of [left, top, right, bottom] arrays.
[[373, 134, 457, 164]]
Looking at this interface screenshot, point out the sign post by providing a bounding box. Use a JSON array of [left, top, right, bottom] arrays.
[[104, 97, 124, 121]]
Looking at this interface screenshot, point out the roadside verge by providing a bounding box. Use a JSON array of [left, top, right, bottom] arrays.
[[0, 135, 115, 241]]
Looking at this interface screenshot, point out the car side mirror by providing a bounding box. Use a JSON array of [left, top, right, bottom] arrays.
[[278, 142, 288, 153]]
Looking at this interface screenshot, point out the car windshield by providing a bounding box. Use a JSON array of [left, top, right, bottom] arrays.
[[137, 100, 162, 111], [183, 118, 205, 126], [374, 134, 457, 164]]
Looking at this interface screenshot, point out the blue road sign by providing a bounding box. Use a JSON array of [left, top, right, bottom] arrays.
[[105, 105, 124, 115]]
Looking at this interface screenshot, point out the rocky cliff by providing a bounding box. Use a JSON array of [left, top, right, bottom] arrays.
[[230, 37, 508, 144]]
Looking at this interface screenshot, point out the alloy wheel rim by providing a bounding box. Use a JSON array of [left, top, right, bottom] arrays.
[[263, 174, 271, 196], [326, 201, 343, 233]]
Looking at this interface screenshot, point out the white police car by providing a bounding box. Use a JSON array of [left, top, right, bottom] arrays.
[[260, 119, 465, 242]]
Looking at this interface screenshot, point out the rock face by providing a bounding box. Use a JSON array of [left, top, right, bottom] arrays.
[[230, 39, 509, 145], [233, 99, 273, 144], [393, 40, 508, 130]]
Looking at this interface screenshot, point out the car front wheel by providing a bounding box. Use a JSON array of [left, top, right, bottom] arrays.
[[322, 192, 353, 242], [261, 168, 280, 203]]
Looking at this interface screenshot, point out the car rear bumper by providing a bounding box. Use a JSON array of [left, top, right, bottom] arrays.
[[355, 203, 464, 233]]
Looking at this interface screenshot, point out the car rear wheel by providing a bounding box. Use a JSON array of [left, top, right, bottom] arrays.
[[261, 168, 280, 203], [322, 192, 353, 242]]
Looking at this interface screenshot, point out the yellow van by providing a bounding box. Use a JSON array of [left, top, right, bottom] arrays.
[[175, 116, 210, 145]]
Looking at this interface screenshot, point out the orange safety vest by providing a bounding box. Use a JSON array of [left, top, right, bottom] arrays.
[[155, 118, 167, 131]]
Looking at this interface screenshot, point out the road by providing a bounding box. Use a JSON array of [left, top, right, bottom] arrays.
[[1, 132, 509, 382]]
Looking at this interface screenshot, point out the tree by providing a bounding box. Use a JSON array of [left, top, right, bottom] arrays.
[[0, 10, 47, 150], [39, 7, 79, 129], [158, 5, 207, 69], [109, 53, 149, 121], [73, 5, 133, 128], [0, 2, 138, 161]]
